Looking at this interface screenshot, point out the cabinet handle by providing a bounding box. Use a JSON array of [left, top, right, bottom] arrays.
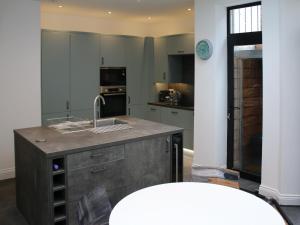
[[150, 108, 156, 111], [166, 137, 170, 153], [163, 72, 166, 80], [101, 57, 104, 65], [90, 153, 103, 158], [174, 143, 179, 182], [177, 50, 185, 54], [90, 167, 107, 174], [128, 96, 131, 104], [66, 100, 70, 110], [171, 111, 178, 114]]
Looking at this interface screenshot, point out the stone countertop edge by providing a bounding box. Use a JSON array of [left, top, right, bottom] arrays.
[[148, 102, 194, 111], [14, 116, 183, 158]]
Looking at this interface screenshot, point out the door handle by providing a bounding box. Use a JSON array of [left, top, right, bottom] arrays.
[[101, 57, 104, 65], [171, 111, 178, 115], [227, 113, 231, 120]]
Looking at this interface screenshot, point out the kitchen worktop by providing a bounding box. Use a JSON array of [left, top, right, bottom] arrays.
[[14, 116, 183, 157], [148, 102, 194, 111]]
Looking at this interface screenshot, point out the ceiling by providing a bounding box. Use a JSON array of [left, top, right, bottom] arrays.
[[41, 0, 194, 22]]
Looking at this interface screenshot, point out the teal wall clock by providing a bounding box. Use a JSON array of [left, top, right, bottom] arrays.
[[196, 39, 213, 60]]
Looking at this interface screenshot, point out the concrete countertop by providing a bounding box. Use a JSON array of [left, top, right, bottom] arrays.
[[148, 102, 194, 111], [14, 116, 183, 158]]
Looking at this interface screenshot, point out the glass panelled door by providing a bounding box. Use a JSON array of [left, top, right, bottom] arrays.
[[227, 2, 262, 181], [231, 45, 262, 178]]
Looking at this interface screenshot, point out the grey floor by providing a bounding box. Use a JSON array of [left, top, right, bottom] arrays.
[[0, 156, 299, 225]]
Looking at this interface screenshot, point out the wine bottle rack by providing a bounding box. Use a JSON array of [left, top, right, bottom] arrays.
[[52, 158, 67, 225]]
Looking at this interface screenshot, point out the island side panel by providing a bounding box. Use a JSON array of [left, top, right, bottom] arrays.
[[14, 132, 51, 225]]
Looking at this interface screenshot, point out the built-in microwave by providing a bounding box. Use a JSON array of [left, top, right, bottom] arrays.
[[100, 67, 126, 86]]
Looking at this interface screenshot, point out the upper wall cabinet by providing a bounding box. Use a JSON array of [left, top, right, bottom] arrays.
[[167, 34, 195, 55], [154, 34, 195, 83], [41, 30, 70, 116], [154, 37, 169, 83], [100, 35, 126, 67], [70, 32, 100, 114]]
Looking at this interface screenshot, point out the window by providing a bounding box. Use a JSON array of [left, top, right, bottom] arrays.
[[229, 3, 261, 34]]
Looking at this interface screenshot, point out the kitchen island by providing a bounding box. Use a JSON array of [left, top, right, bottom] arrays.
[[14, 116, 183, 225]]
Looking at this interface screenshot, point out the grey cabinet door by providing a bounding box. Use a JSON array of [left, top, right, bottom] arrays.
[[100, 35, 126, 67], [160, 107, 194, 130], [154, 37, 168, 82], [167, 34, 195, 55], [146, 105, 161, 122], [70, 32, 100, 112], [41, 30, 70, 115], [125, 136, 171, 192], [128, 105, 146, 119], [125, 36, 144, 106]]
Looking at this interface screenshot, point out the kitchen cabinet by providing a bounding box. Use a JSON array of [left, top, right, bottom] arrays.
[[154, 37, 169, 83], [146, 105, 161, 123], [167, 33, 195, 55], [124, 36, 144, 106], [125, 136, 171, 193], [146, 106, 194, 149], [127, 105, 146, 119], [154, 34, 194, 83], [70, 32, 100, 115], [42, 30, 70, 116], [100, 35, 126, 67], [15, 124, 180, 225]]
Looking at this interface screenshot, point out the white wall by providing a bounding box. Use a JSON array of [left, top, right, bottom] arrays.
[[194, 0, 300, 205], [260, 0, 300, 205], [41, 12, 194, 37], [0, 0, 41, 180]]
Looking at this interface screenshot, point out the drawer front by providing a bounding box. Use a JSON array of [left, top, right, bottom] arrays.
[[67, 145, 125, 171], [161, 107, 194, 130], [68, 186, 128, 225], [146, 105, 161, 122], [67, 160, 127, 201]]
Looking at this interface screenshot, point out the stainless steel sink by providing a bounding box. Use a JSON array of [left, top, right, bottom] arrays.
[[48, 117, 132, 134]]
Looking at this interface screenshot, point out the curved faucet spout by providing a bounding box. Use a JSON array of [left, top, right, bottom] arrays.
[[94, 95, 106, 128]]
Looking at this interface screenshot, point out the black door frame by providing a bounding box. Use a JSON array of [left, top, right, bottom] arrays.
[[227, 2, 262, 182]]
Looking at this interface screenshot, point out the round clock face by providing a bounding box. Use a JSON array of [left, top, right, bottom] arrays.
[[196, 39, 213, 60]]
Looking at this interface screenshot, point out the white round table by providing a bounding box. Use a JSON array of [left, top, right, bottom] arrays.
[[109, 182, 285, 225]]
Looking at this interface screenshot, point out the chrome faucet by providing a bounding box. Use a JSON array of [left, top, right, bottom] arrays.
[[94, 95, 106, 128]]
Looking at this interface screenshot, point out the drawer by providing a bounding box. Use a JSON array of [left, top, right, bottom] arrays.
[[161, 107, 194, 130], [184, 129, 194, 150], [67, 145, 125, 171], [67, 160, 127, 201], [68, 187, 128, 225], [146, 105, 161, 123]]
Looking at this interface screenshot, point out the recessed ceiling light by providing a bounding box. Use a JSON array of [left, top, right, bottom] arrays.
[[147, 17, 152, 20], [108, 11, 112, 15], [58, 5, 63, 8], [187, 8, 192, 11]]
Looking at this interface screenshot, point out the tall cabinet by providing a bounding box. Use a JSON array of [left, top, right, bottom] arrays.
[[42, 30, 70, 122], [70, 32, 100, 119]]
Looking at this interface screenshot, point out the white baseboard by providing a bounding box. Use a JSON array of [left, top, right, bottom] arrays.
[[0, 167, 15, 181], [259, 185, 300, 205]]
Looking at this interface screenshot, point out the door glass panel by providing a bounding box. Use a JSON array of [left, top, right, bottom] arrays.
[[233, 44, 262, 177]]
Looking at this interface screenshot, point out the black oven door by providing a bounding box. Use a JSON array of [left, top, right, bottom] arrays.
[[100, 67, 126, 86], [100, 93, 127, 118]]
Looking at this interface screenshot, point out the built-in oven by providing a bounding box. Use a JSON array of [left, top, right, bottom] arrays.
[[100, 67, 126, 86], [100, 86, 127, 118]]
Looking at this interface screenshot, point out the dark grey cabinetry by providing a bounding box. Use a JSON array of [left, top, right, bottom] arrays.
[[42, 30, 70, 120], [66, 136, 171, 225]]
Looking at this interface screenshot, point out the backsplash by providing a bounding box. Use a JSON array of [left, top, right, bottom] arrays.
[[154, 83, 194, 107]]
